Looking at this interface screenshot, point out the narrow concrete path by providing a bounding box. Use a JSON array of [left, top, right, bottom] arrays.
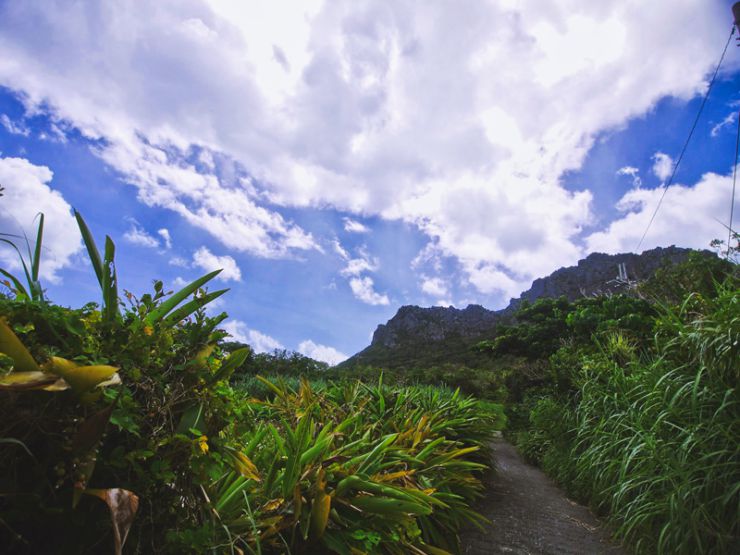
[[461, 438, 627, 555]]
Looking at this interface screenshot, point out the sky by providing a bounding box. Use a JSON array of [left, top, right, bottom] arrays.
[[1, 0, 739, 365]]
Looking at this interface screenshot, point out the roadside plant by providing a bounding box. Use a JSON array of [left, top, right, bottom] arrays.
[[0, 213, 46, 302]]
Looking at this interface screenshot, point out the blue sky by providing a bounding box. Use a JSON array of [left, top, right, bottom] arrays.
[[1, 0, 739, 364]]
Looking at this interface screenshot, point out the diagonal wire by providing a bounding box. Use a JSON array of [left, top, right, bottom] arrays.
[[636, 24, 736, 252], [729, 106, 739, 258]]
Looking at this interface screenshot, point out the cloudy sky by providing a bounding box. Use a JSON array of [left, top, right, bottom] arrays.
[[1, 0, 739, 364]]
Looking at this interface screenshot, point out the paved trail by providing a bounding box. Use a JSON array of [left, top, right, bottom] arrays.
[[461, 439, 627, 555]]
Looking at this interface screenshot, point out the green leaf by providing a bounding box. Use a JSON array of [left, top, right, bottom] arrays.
[[208, 347, 249, 384], [31, 213, 43, 283], [0, 268, 29, 299], [102, 236, 119, 322], [144, 269, 222, 325], [0, 237, 36, 299], [159, 288, 228, 328], [176, 402, 205, 435], [74, 209, 104, 287]]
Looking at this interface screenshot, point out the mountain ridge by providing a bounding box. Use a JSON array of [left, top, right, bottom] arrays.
[[339, 246, 711, 370]]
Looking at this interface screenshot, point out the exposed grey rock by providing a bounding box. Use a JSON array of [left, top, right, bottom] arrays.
[[506, 245, 701, 312], [340, 246, 711, 369], [371, 304, 501, 348]]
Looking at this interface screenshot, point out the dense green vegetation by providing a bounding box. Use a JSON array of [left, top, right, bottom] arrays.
[[2, 212, 737, 554], [0, 215, 497, 554], [484, 253, 739, 554]]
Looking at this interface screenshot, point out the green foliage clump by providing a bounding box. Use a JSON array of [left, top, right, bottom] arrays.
[[0, 213, 496, 554], [327, 362, 509, 402], [496, 258, 739, 554]]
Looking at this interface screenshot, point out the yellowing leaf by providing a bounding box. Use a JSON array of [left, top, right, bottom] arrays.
[[261, 498, 284, 512], [228, 449, 261, 482], [52, 364, 119, 393], [84, 488, 139, 555], [309, 491, 331, 540], [372, 469, 416, 483], [43, 356, 78, 375], [0, 318, 39, 373], [0, 370, 58, 391], [193, 344, 215, 368]]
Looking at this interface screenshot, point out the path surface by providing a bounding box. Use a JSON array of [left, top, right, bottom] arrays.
[[461, 438, 627, 555]]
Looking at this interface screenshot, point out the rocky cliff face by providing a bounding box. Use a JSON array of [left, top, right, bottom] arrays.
[[506, 246, 697, 311], [339, 246, 707, 369], [371, 304, 501, 349]]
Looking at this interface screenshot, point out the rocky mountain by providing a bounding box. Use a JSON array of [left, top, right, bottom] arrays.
[[338, 246, 707, 370]]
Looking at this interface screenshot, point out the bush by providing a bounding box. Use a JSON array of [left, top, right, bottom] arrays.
[[507, 281, 739, 554], [0, 213, 497, 554]]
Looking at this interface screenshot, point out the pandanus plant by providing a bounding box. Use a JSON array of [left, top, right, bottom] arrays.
[[1, 211, 242, 554], [0, 213, 46, 302]]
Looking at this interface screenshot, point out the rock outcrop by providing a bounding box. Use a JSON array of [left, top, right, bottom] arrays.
[[339, 246, 709, 370]]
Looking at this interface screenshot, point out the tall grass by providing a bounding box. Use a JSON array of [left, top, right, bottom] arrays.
[[516, 285, 739, 554]]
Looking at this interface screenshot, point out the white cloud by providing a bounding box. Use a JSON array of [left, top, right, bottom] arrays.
[[586, 168, 740, 254], [710, 111, 736, 138], [420, 276, 448, 297], [297, 339, 347, 365], [192, 246, 242, 282], [349, 276, 389, 305], [333, 240, 389, 303], [0, 0, 730, 299], [222, 319, 283, 353], [172, 276, 188, 288], [0, 156, 80, 283], [343, 217, 369, 233], [158, 228, 172, 249], [332, 238, 350, 260], [96, 139, 320, 259], [0, 114, 29, 136], [123, 223, 160, 248], [617, 166, 642, 187], [652, 152, 674, 182], [340, 256, 377, 277], [169, 256, 190, 268]]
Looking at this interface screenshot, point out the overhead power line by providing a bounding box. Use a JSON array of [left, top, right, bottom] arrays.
[[636, 25, 736, 252]]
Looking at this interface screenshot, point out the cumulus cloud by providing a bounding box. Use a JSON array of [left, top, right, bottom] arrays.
[[0, 156, 80, 283], [420, 276, 448, 298], [343, 217, 369, 233], [123, 222, 160, 248], [349, 276, 389, 306], [586, 168, 740, 255], [0, 0, 730, 300], [297, 339, 347, 365], [222, 319, 283, 353], [652, 152, 674, 182], [192, 246, 242, 281]]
